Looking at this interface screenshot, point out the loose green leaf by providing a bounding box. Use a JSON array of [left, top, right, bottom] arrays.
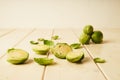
[[44, 40, 54, 46], [70, 43, 81, 49], [34, 57, 54, 66], [51, 35, 59, 40], [38, 38, 44, 41], [94, 57, 106, 63], [30, 41, 39, 45]]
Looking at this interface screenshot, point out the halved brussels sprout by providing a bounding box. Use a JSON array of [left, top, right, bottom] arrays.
[[66, 51, 84, 63], [51, 43, 72, 59], [34, 57, 54, 66], [7, 48, 29, 64], [32, 44, 50, 55]]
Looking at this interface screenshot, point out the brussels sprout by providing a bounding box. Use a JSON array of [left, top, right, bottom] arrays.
[[7, 48, 29, 64], [51, 43, 72, 59], [91, 31, 103, 43], [34, 57, 54, 66], [30, 40, 39, 45], [70, 43, 81, 49], [32, 44, 50, 55], [66, 51, 84, 63], [44, 40, 54, 46], [51, 35, 59, 40], [79, 33, 91, 44], [83, 25, 93, 35], [38, 38, 44, 41]]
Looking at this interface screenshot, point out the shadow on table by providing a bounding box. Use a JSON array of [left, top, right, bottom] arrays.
[[24, 59, 34, 64]]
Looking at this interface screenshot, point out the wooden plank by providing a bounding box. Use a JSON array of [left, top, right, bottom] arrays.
[[0, 28, 53, 80], [85, 28, 120, 80], [72, 28, 120, 80], [0, 29, 34, 58], [0, 29, 15, 38], [44, 28, 106, 80]]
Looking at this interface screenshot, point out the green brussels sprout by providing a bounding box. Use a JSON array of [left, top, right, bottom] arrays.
[[7, 48, 29, 64], [32, 44, 50, 55], [83, 25, 93, 35], [34, 57, 54, 66], [51, 43, 72, 59], [79, 33, 91, 44], [66, 51, 84, 63], [91, 31, 103, 43]]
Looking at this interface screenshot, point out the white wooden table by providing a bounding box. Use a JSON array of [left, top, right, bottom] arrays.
[[0, 28, 119, 80]]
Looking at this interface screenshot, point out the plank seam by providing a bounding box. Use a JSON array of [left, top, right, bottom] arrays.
[[0, 28, 36, 59], [84, 45, 109, 80], [71, 28, 109, 80], [41, 28, 54, 80], [0, 29, 16, 38]]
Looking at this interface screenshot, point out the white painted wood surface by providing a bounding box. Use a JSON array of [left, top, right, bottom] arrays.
[[0, 29, 15, 38], [0, 28, 119, 80], [0, 29, 34, 58]]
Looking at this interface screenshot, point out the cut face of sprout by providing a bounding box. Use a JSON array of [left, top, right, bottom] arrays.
[[32, 44, 50, 55], [7, 48, 29, 64], [66, 51, 84, 63], [51, 43, 72, 59]]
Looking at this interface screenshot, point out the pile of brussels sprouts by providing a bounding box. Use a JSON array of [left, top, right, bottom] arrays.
[[79, 25, 103, 44]]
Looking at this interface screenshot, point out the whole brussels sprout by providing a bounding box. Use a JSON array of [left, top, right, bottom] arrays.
[[91, 31, 103, 43], [83, 25, 93, 35], [79, 33, 91, 44]]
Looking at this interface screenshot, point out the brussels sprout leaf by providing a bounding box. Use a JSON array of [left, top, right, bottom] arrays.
[[70, 43, 81, 49], [51, 35, 59, 40], [34, 57, 54, 66], [94, 57, 106, 63], [30, 41, 39, 45], [44, 40, 54, 46]]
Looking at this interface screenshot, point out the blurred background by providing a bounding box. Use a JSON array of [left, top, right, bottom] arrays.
[[0, 0, 120, 28]]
